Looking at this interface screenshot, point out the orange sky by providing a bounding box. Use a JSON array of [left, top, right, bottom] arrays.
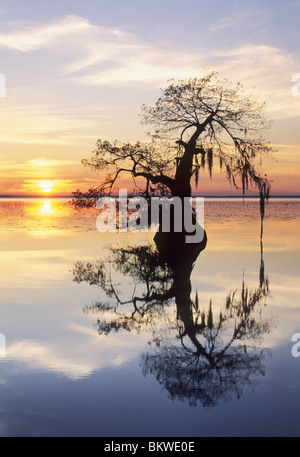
[[0, 140, 299, 198]]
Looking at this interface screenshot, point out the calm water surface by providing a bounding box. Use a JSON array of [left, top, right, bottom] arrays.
[[0, 199, 299, 437]]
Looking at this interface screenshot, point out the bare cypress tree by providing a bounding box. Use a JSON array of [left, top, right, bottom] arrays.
[[73, 71, 272, 215]]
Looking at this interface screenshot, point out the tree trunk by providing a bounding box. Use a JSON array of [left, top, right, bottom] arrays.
[[174, 144, 194, 197]]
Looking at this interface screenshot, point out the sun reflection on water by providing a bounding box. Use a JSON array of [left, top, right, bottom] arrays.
[[40, 200, 53, 216]]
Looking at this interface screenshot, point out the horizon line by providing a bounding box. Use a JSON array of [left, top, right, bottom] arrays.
[[1, 194, 300, 199]]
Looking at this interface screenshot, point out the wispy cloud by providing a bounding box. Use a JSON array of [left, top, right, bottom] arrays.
[[7, 331, 145, 379], [0, 15, 298, 84], [0, 14, 205, 86], [209, 44, 300, 119], [0, 15, 92, 51], [0, 15, 299, 124], [209, 9, 264, 32], [0, 101, 114, 145], [7, 340, 94, 379], [0, 158, 78, 171]]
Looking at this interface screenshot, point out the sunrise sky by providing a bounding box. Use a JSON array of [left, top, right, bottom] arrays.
[[0, 0, 299, 197]]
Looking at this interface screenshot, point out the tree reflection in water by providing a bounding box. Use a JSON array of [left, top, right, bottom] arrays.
[[73, 233, 270, 407]]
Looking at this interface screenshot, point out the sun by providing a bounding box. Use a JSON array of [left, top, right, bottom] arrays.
[[38, 180, 55, 194]]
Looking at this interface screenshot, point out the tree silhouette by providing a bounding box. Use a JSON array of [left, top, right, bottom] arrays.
[[73, 236, 270, 407], [73, 72, 272, 214]]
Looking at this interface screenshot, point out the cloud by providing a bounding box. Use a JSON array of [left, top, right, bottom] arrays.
[[209, 9, 264, 32], [26, 158, 78, 167], [209, 44, 300, 119], [0, 14, 205, 87], [0, 15, 299, 122], [6, 332, 145, 379], [58, 19, 204, 87], [0, 158, 78, 172], [73, 60, 202, 87], [0, 102, 113, 145], [0, 15, 92, 51], [7, 340, 94, 379], [57, 18, 300, 121]]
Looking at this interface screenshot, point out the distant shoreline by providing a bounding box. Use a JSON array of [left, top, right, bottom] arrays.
[[1, 195, 300, 201]]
